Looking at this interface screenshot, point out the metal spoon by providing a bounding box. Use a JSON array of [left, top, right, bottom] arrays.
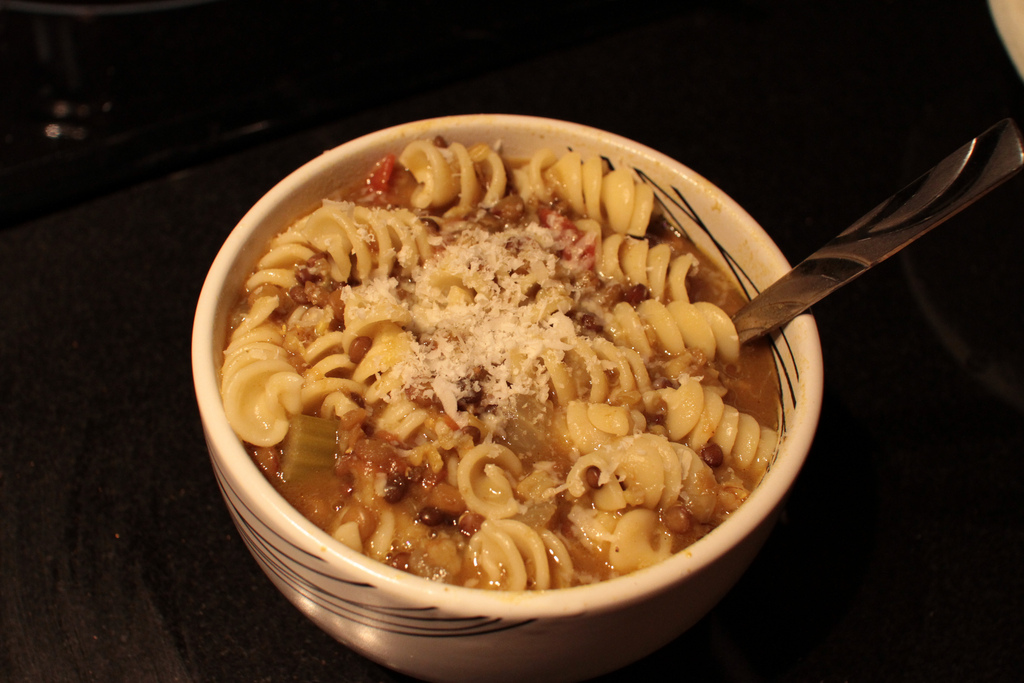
[[731, 118, 1024, 344]]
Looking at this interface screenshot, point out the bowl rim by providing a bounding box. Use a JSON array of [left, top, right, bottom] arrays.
[[192, 113, 824, 620]]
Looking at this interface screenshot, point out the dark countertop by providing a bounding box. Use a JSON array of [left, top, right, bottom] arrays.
[[2, 1, 1023, 681]]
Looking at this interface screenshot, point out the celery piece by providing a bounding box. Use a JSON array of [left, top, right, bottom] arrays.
[[281, 414, 338, 481]]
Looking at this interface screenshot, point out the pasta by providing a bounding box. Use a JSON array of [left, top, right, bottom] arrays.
[[656, 377, 777, 477], [467, 519, 574, 590], [399, 140, 508, 217], [220, 137, 781, 590], [456, 443, 524, 520], [221, 297, 303, 447], [515, 149, 654, 235]]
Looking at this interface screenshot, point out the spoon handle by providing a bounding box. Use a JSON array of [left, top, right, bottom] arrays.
[[732, 118, 1024, 344]]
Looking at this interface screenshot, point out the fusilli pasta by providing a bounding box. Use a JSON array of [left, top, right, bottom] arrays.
[[220, 137, 781, 590]]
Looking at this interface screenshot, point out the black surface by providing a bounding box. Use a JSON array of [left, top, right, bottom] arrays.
[[0, 0, 670, 226], [2, 1, 1023, 681]]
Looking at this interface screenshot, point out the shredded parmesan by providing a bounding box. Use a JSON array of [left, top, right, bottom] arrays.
[[364, 223, 578, 425]]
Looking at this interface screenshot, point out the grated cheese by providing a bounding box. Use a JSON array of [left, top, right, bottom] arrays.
[[370, 222, 578, 426]]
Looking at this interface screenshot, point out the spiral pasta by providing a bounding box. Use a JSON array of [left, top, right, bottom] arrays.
[[221, 295, 303, 447], [542, 340, 610, 406], [310, 201, 432, 282], [220, 137, 782, 590], [607, 509, 673, 574], [514, 148, 654, 236], [244, 234, 317, 293], [467, 519, 574, 590], [564, 400, 645, 454], [399, 140, 508, 217], [597, 237, 698, 303], [608, 298, 740, 364], [596, 234, 672, 298], [566, 506, 672, 575], [399, 139, 460, 210], [565, 433, 684, 511], [456, 443, 524, 520], [246, 201, 430, 295], [657, 376, 776, 480]]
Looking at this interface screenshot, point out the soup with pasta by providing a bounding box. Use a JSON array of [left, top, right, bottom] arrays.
[[220, 138, 780, 590]]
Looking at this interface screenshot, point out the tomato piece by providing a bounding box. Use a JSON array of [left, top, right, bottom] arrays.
[[366, 153, 396, 193], [538, 208, 595, 270], [564, 233, 596, 270], [538, 207, 572, 232]]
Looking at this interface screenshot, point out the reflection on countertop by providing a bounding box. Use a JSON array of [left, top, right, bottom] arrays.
[[0, 0, 670, 226]]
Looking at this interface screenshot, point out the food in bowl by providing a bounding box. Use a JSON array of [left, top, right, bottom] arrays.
[[195, 114, 822, 682], [218, 136, 781, 590]]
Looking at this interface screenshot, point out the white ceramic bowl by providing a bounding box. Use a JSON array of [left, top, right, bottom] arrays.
[[192, 114, 823, 682]]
